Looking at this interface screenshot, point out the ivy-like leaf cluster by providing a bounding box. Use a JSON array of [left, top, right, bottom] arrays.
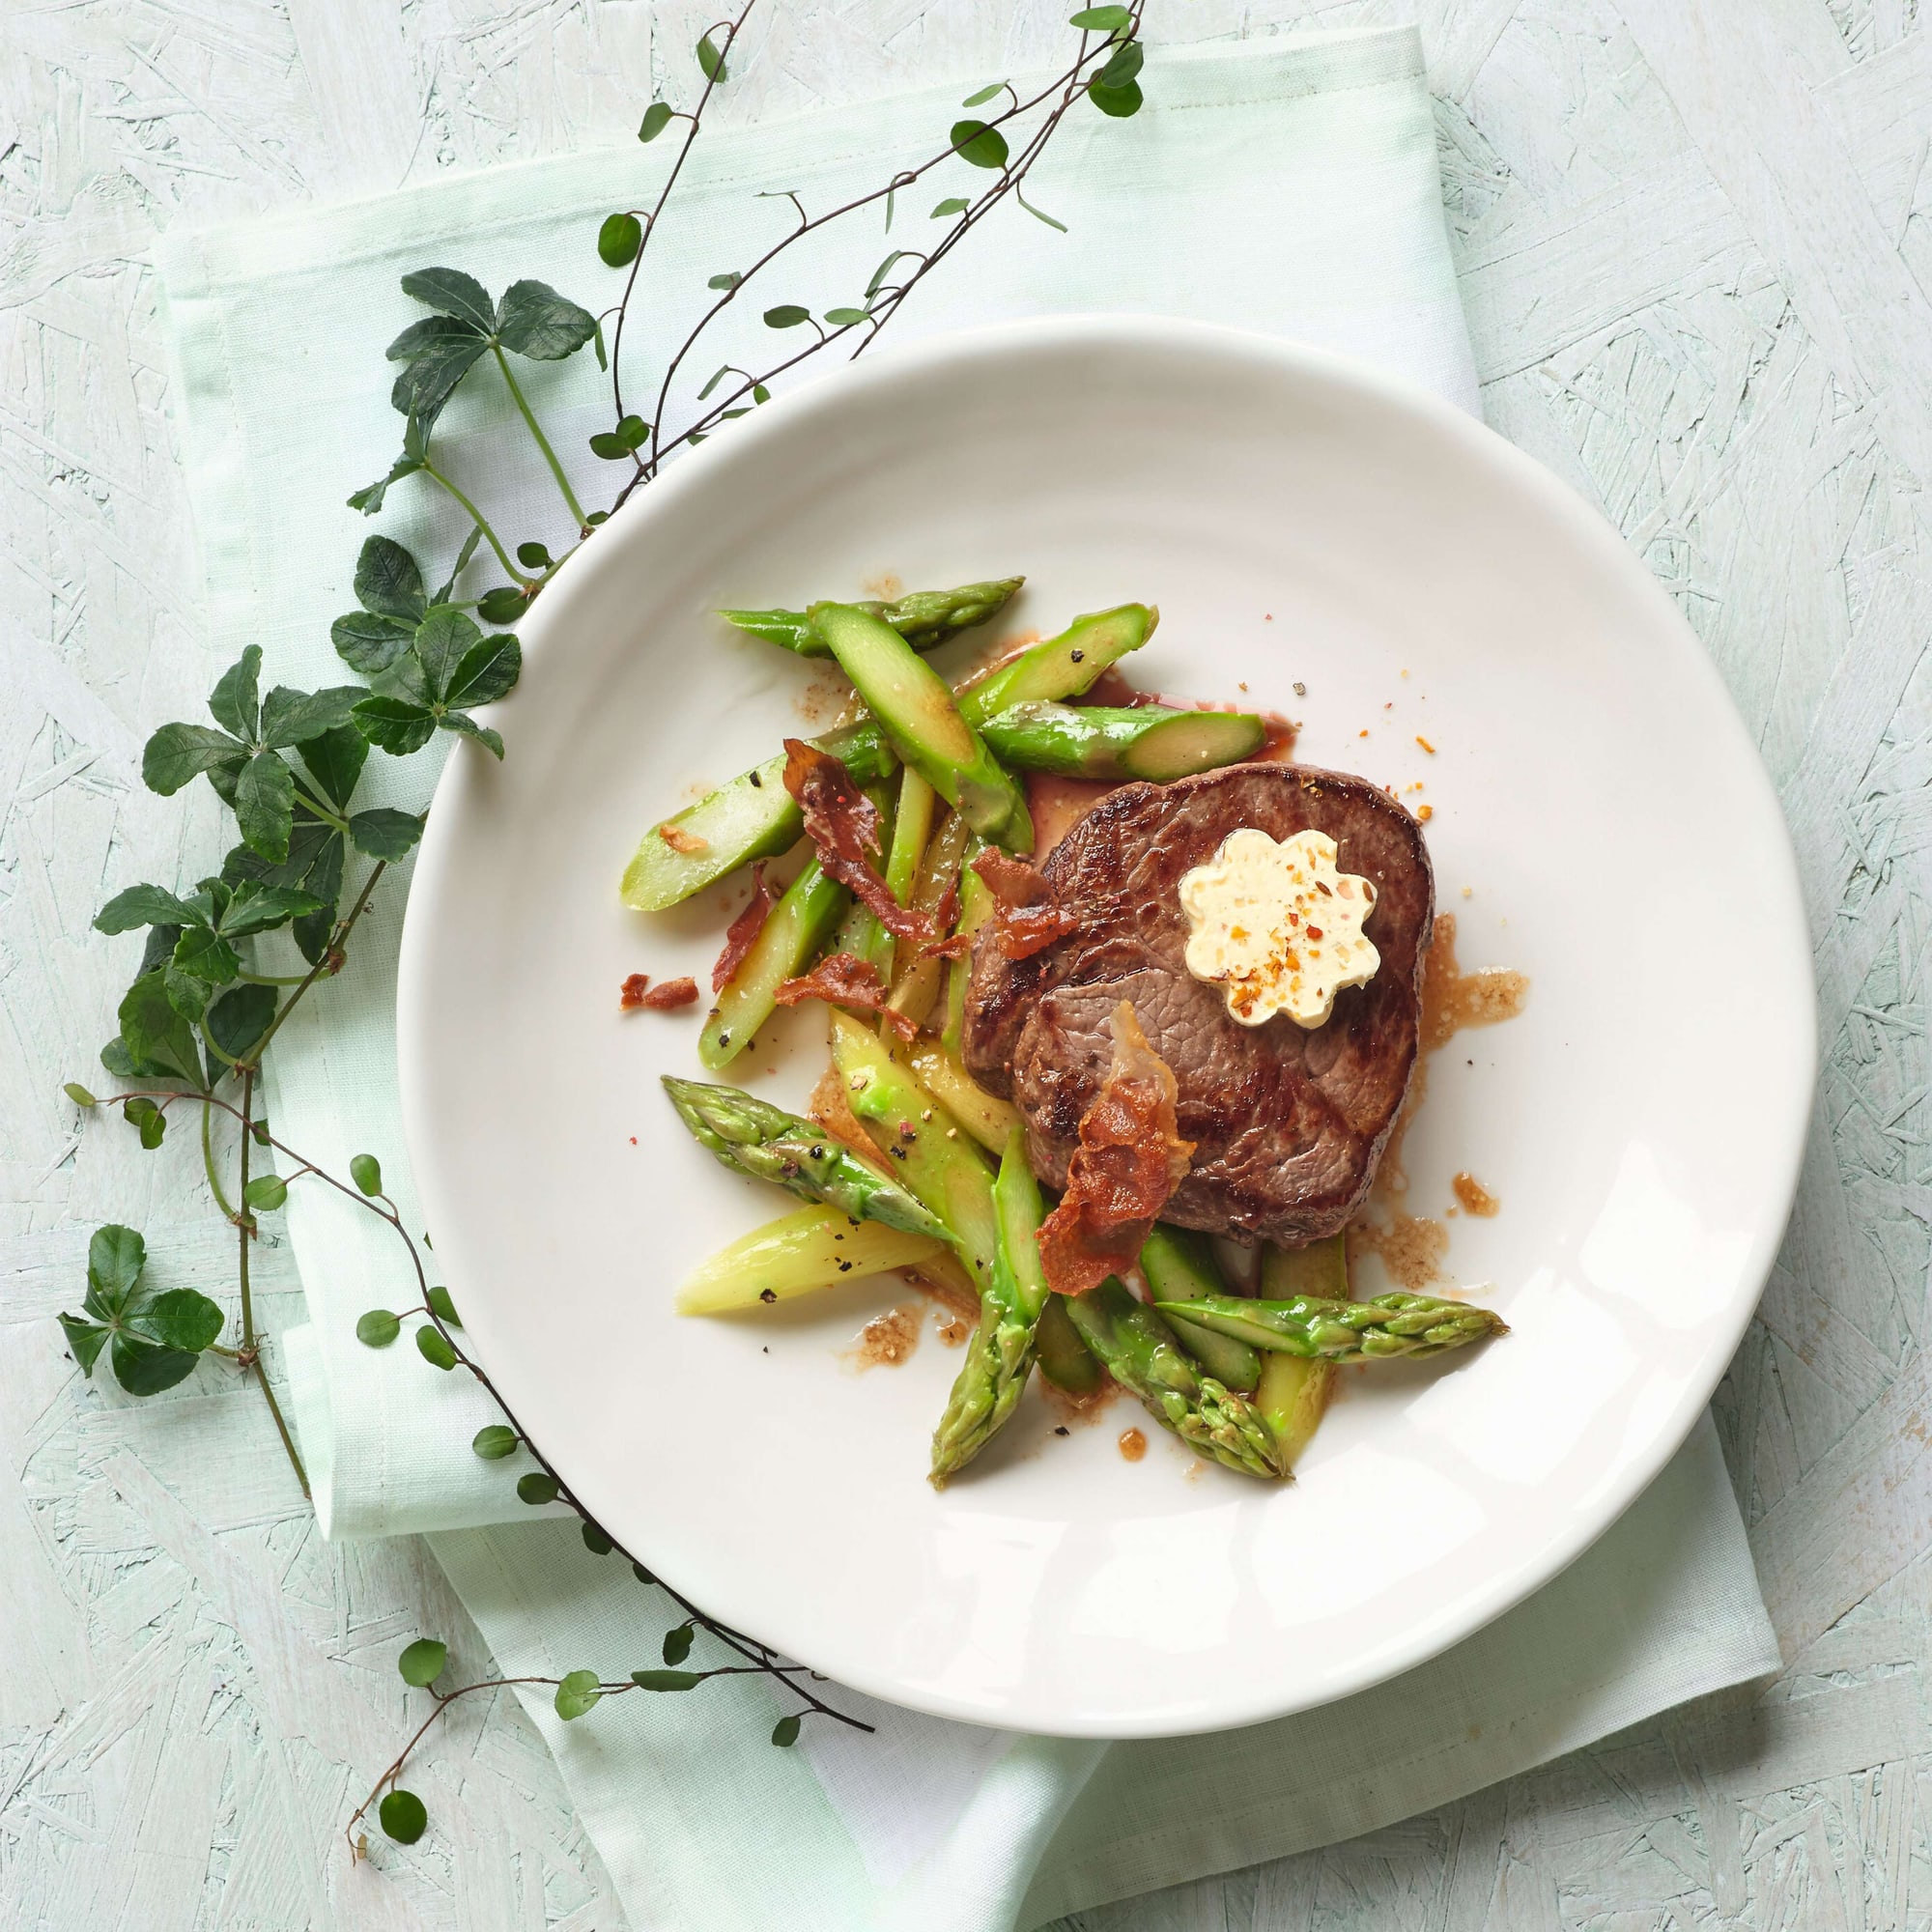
[[58, 1226, 226, 1397]]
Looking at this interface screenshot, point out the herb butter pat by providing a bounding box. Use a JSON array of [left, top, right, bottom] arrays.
[[1178, 827, 1380, 1028]]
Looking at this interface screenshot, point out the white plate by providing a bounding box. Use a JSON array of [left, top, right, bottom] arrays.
[[399, 318, 1812, 1738]]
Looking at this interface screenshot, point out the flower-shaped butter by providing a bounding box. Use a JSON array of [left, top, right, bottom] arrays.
[[1177, 827, 1380, 1029]]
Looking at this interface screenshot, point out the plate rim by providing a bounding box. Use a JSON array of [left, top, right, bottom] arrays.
[[398, 312, 1816, 1737]]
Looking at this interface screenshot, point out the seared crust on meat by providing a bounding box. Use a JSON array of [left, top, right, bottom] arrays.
[[962, 763, 1434, 1245]]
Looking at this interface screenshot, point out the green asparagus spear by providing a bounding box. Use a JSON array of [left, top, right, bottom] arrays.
[[807, 603, 1033, 851], [1065, 1279, 1282, 1479], [831, 1012, 1001, 1288], [1137, 1226, 1262, 1392], [700, 859, 848, 1068], [1256, 1236, 1348, 1469], [931, 1129, 1053, 1485], [677, 1204, 946, 1314], [981, 703, 1265, 783], [942, 837, 997, 1058], [1151, 1291, 1507, 1360], [663, 1077, 950, 1240], [956, 605, 1158, 724], [1034, 1293, 1102, 1394], [620, 721, 895, 913], [720, 579, 1025, 656]]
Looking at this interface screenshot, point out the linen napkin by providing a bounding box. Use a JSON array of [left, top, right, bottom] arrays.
[[158, 26, 1779, 1929]]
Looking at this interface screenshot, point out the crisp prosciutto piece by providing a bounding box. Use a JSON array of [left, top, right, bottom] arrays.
[[783, 739, 934, 944], [1036, 1002, 1195, 1296], [776, 952, 918, 1041], [970, 849, 1079, 961], [711, 863, 778, 992]]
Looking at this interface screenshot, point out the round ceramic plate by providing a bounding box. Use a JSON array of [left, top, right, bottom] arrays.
[[399, 317, 1812, 1738]]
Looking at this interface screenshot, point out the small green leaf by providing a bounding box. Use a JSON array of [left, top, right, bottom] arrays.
[[631, 1668, 702, 1691], [261, 685, 363, 751], [332, 610, 415, 675], [389, 327, 489, 429], [930, 197, 970, 218], [427, 1285, 461, 1327], [89, 1224, 147, 1304], [476, 586, 526, 626], [661, 1624, 695, 1666], [950, 119, 1009, 169], [762, 304, 810, 329], [413, 605, 485, 700], [434, 524, 484, 606], [588, 432, 632, 460], [379, 1789, 428, 1845], [1095, 38, 1144, 90], [515, 541, 551, 571], [1088, 75, 1142, 117], [517, 1471, 560, 1506], [824, 307, 868, 327], [142, 723, 246, 798], [355, 536, 429, 622], [698, 365, 735, 400], [707, 271, 742, 291], [353, 696, 438, 757], [696, 29, 728, 82], [639, 101, 674, 142], [356, 1309, 402, 1348], [416, 1323, 458, 1371], [162, 964, 210, 1025], [598, 212, 643, 268], [209, 646, 263, 741], [109, 1332, 204, 1396], [617, 413, 649, 449], [582, 1520, 613, 1554], [95, 885, 199, 935], [348, 808, 426, 862], [234, 752, 295, 865], [753, 384, 770, 404], [347, 451, 424, 516], [771, 1714, 803, 1747], [496, 280, 599, 360], [398, 1638, 448, 1687], [471, 1424, 518, 1460], [350, 1153, 383, 1196], [172, 924, 241, 986], [60, 1312, 108, 1376], [961, 81, 1005, 106], [554, 1669, 602, 1720], [400, 267, 497, 334], [1068, 5, 1131, 28], [219, 881, 325, 938], [440, 712, 505, 759], [206, 983, 276, 1064], [243, 1174, 288, 1212], [867, 250, 908, 298], [134, 1288, 224, 1354], [631, 1561, 656, 1585], [300, 724, 370, 810], [118, 973, 204, 1086], [64, 1082, 98, 1107], [124, 1096, 167, 1150]]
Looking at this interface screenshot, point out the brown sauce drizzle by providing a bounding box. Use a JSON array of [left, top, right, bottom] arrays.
[[1118, 1427, 1148, 1462], [846, 1305, 921, 1370], [1451, 1172, 1501, 1217], [1350, 914, 1528, 1290]]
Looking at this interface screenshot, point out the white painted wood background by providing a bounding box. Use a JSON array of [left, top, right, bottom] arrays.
[[1, 0, 1927, 1924]]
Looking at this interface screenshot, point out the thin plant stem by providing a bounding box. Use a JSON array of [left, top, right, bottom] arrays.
[[202, 1101, 239, 1221], [244, 863, 386, 1068], [492, 346, 586, 528], [420, 463, 530, 584], [238, 1065, 311, 1497]]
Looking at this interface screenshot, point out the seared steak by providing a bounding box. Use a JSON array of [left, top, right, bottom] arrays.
[[961, 763, 1434, 1245]]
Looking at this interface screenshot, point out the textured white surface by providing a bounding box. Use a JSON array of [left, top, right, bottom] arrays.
[[1, 1, 1927, 1927]]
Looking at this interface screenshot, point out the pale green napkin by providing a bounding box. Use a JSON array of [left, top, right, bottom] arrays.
[[159, 29, 1778, 1929]]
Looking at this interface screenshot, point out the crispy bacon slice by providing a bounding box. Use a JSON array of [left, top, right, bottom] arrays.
[[1036, 1002, 1195, 1296], [775, 952, 918, 1041], [619, 973, 651, 1009], [919, 931, 973, 962], [641, 977, 699, 1009], [783, 739, 934, 945], [659, 824, 709, 855], [970, 849, 1080, 960], [711, 862, 777, 992]]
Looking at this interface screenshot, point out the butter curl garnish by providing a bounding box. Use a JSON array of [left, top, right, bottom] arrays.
[[1178, 827, 1380, 1028]]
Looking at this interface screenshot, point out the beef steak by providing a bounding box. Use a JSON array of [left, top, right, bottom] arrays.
[[961, 763, 1435, 1245]]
